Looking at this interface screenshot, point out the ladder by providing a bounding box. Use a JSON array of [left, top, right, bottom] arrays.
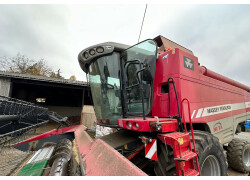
[[160, 98, 200, 176]]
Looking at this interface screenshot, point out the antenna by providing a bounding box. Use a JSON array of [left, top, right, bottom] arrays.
[[138, 4, 148, 43]]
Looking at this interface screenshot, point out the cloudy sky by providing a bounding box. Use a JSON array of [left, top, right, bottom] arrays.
[[0, 4, 250, 85]]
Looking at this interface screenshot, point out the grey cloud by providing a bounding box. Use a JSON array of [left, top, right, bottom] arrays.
[[153, 5, 250, 85], [0, 4, 249, 85]]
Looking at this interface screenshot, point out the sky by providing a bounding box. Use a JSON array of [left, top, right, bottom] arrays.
[[0, 4, 250, 85]]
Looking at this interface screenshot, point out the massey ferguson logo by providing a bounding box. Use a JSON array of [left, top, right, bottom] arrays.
[[183, 56, 194, 71], [213, 122, 223, 132]]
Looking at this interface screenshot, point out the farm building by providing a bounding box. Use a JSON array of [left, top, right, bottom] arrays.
[[0, 71, 92, 121]]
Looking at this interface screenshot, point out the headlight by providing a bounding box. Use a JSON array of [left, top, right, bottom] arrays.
[[127, 121, 132, 129], [134, 123, 139, 129]]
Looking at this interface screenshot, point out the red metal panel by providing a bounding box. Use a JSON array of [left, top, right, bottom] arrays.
[[14, 125, 82, 146], [117, 118, 178, 132], [73, 125, 147, 176], [80, 139, 147, 176], [200, 66, 250, 91], [152, 48, 250, 124]]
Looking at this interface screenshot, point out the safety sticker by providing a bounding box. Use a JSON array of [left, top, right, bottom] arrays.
[[145, 139, 157, 161]]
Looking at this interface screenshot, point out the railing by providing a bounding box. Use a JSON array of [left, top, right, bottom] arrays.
[[181, 98, 200, 174], [167, 77, 183, 132]]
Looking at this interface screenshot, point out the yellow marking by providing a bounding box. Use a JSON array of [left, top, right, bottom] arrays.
[[178, 138, 184, 145], [172, 49, 175, 54], [124, 144, 128, 150]]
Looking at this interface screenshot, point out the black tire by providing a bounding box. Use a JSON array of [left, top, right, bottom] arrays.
[[227, 138, 250, 173], [191, 131, 227, 176], [154, 143, 176, 176]]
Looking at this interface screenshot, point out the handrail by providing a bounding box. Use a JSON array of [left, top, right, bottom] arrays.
[[181, 98, 200, 175], [167, 77, 183, 132], [124, 59, 146, 120]]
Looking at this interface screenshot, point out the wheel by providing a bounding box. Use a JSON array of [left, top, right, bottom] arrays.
[[191, 131, 228, 176], [154, 143, 176, 176], [154, 131, 227, 176], [227, 138, 250, 173]]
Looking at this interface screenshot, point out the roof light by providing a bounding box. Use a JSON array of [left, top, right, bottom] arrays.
[[83, 52, 89, 59], [89, 49, 95, 55], [96, 47, 104, 53]]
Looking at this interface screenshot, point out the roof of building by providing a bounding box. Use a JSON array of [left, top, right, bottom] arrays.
[[0, 71, 87, 87]]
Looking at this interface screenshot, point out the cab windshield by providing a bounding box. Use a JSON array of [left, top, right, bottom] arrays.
[[89, 52, 122, 125]]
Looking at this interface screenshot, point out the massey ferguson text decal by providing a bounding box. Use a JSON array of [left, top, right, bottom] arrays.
[[192, 102, 250, 119], [183, 56, 194, 71], [202, 104, 232, 117], [206, 105, 231, 114]]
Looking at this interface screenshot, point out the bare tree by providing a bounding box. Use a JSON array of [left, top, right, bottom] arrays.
[[0, 53, 64, 79], [50, 69, 63, 79], [0, 53, 34, 73]]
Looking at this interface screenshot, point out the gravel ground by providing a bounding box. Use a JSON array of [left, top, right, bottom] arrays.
[[228, 168, 249, 176], [235, 132, 250, 142]]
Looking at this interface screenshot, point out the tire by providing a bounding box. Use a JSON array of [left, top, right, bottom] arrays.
[[191, 131, 227, 176], [227, 138, 250, 173], [154, 143, 176, 176], [155, 131, 227, 176]]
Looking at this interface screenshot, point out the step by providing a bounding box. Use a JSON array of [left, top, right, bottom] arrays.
[[162, 132, 190, 147], [163, 132, 189, 140], [184, 169, 200, 176], [174, 150, 197, 161]]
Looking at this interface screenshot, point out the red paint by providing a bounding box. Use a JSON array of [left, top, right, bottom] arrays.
[[200, 66, 250, 91], [14, 125, 82, 146], [73, 125, 147, 176], [145, 139, 157, 161], [117, 117, 178, 132], [80, 139, 147, 176], [158, 132, 200, 176], [213, 124, 223, 132], [152, 48, 250, 124]]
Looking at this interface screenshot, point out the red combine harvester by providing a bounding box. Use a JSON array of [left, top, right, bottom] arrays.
[[12, 35, 250, 176]]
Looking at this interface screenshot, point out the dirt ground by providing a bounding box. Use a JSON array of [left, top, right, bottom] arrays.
[[228, 168, 249, 176]]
